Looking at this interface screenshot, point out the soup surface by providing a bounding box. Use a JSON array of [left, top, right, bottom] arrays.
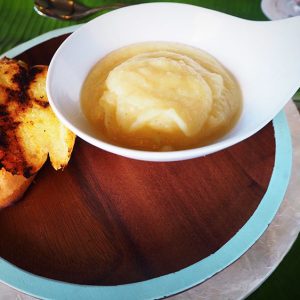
[[81, 42, 242, 151]]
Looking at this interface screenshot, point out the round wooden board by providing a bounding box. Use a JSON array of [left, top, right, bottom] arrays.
[[0, 35, 275, 286]]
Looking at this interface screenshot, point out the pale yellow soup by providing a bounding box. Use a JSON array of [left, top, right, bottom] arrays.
[[81, 42, 242, 151]]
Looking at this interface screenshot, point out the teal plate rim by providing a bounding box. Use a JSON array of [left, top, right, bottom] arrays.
[[0, 27, 293, 300]]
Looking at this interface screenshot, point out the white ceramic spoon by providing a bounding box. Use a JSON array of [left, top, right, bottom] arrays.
[[47, 3, 300, 162]]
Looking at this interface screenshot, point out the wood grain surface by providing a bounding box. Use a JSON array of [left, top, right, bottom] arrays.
[[0, 36, 275, 285]]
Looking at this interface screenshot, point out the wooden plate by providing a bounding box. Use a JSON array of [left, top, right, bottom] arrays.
[[0, 30, 291, 299]]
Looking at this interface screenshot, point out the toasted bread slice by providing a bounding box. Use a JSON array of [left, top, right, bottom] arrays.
[[0, 58, 76, 176], [0, 58, 76, 208]]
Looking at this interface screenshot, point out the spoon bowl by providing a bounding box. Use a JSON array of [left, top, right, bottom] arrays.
[[47, 3, 300, 161], [34, 0, 125, 20]]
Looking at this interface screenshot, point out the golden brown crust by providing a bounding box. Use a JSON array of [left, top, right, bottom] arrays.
[[0, 58, 32, 176], [0, 58, 76, 208], [0, 58, 76, 178]]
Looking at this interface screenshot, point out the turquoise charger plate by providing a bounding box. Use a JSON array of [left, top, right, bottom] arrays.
[[0, 27, 292, 300]]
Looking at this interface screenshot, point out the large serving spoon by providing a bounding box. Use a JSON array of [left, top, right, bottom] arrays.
[[47, 3, 300, 161], [34, 0, 125, 20]]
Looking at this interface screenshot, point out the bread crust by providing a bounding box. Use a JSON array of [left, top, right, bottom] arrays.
[[0, 58, 76, 208], [0, 168, 34, 208]]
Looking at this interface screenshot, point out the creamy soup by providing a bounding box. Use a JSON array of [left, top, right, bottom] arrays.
[[81, 42, 242, 151]]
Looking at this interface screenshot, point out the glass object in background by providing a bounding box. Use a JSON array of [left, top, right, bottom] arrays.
[[261, 0, 300, 110], [278, 0, 300, 16], [261, 0, 300, 19]]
